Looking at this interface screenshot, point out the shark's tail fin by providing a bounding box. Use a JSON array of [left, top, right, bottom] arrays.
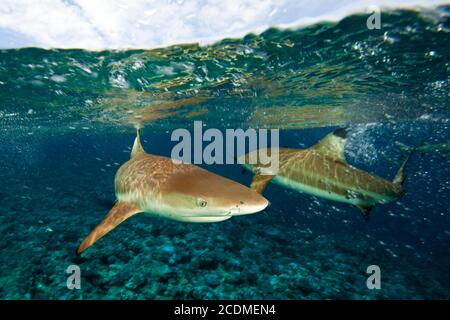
[[393, 145, 415, 186], [394, 141, 412, 154], [131, 127, 145, 158]]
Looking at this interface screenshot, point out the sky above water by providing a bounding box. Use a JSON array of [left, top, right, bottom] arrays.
[[0, 0, 448, 49]]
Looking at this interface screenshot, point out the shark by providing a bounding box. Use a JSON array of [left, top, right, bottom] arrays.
[[240, 128, 412, 219], [395, 141, 449, 157], [77, 129, 268, 254]]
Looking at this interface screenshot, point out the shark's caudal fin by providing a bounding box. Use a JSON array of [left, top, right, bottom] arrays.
[[394, 141, 412, 154], [77, 202, 141, 254], [352, 140, 415, 220], [393, 150, 414, 186], [310, 128, 348, 164], [131, 128, 145, 158], [393, 140, 418, 186]]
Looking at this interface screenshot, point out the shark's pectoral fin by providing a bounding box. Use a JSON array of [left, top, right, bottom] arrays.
[[354, 204, 373, 221], [250, 173, 274, 194], [77, 201, 141, 254]]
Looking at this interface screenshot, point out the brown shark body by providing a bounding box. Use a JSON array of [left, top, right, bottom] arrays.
[[77, 129, 268, 254], [241, 129, 411, 218]]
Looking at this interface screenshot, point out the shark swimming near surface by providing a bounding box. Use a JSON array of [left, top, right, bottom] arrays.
[[240, 128, 413, 219], [77, 129, 268, 254], [395, 141, 450, 157]]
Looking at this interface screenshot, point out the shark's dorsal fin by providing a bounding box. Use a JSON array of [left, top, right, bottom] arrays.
[[310, 128, 348, 163], [77, 201, 141, 254], [131, 128, 145, 158]]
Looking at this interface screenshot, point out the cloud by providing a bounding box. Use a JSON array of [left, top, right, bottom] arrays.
[[0, 0, 447, 49]]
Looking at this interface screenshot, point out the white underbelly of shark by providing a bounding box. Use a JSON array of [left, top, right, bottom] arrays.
[[272, 175, 394, 207]]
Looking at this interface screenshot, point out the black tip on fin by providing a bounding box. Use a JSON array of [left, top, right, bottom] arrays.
[[362, 212, 370, 221], [355, 204, 372, 221], [333, 128, 348, 139]]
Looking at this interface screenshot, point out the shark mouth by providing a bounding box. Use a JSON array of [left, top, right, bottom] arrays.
[[185, 212, 233, 218]]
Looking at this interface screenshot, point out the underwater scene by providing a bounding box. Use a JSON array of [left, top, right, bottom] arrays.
[[0, 7, 449, 300]]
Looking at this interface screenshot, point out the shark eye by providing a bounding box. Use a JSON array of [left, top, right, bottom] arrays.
[[197, 198, 208, 207]]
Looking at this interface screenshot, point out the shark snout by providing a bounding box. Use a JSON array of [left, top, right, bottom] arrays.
[[229, 194, 269, 216]]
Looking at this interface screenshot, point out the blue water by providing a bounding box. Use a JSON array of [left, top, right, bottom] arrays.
[[0, 6, 449, 299]]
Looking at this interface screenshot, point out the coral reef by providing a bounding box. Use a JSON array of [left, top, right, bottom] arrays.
[[0, 131, 448, 300]]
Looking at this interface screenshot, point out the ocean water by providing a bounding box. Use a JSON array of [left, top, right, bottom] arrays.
[[0, 7, 449, 299]]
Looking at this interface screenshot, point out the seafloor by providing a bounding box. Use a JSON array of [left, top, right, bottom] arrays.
[[0, 129, 448, 299]]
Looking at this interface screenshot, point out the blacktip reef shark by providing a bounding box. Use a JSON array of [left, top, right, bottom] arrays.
[[240, 128, 413, 219], [77, 129, 268, 254], [395, 141, 449, 157]]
